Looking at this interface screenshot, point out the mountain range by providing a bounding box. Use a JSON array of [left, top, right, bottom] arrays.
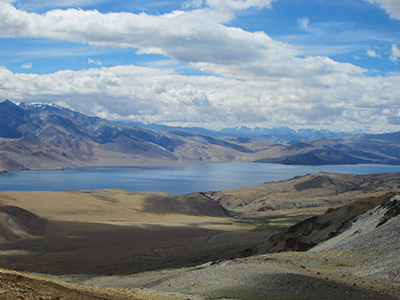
[[125, 122, 348, 143], [1, 99, 400, 172], [0, 100, 261, 171]]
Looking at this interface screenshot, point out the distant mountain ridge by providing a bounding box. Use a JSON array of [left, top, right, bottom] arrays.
[[220, 125, 350, 143], [257, 131, 400, 165], [124, 122, 348, 143], [1, 99, 400, 172], [0, 100, 269, 171]]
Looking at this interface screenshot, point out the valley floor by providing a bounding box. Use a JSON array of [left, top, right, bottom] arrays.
[[0, 182, 399, 299]]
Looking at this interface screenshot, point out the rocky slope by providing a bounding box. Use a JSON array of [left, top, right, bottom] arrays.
[[252, 192, 397, 253], [310, 194, 400, 285], [0, 268, 178, 300]]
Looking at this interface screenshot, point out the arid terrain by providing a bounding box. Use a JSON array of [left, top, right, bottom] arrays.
[[2, 100, 400, 173], [0, 171, 399, 299], [1, 0, 400, 298], [0, 268, 181, 300], [205, 171, 400, 218], [0, 189, 267, 276]]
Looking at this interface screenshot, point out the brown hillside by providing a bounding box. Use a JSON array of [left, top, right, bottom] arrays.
[[205, 171, 400, 218], [0, 190, 266, 276], [0, 205, 49, 243], [0, 268, 180, 300]]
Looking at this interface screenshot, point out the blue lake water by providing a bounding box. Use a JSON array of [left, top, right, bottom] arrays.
[[1, 162, 400, 195]]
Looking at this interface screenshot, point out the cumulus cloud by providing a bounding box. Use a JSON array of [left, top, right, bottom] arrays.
[[366, 0, 400, 20], [0, 2, 365, 81], [183, 0, 204, 9], [1, 64, 399, 133], [0, 1, 399, 133], [21, 62, 32, 69], [390, 44, 400, 62], [366, 48, 380, 58]]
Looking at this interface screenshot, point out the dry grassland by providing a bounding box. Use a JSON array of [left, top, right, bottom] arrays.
[[0, 182, 399, 300], [0, 190, 269, 276]]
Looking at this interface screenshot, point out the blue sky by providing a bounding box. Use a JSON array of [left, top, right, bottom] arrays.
[[0, 0, 399, 133]]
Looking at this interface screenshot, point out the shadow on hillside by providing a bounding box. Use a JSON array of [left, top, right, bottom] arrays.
[[0, 221, 269, 276]]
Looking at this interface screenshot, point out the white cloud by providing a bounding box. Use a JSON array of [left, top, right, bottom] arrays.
[[365, 0, 400, 20], [390, 44, 400, 62], [88, 58, 103, 65], [0, 2, 365, 81], [21, 62, 32, 69], [206, 0, 276, 10], [1, 64, 400, 133], [366, 48, 380, 58], [0, 1, 399, 133], [183, 0, 204, 9]]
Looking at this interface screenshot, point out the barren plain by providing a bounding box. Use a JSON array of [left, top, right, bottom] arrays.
[[0, 172, 399, 299]]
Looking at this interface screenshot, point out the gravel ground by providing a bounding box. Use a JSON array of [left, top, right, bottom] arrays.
[[0, 268, 180, 300], [311, 195, 400, 285], [72, 256, 399, 300], [59, 195, 400, 300]]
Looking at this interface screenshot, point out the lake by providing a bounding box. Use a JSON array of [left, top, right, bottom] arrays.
[[1, 162, 400, 195]]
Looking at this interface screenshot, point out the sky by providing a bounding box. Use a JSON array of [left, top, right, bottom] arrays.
[[0, 0, 399, 133]]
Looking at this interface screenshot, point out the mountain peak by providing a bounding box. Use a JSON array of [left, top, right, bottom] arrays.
[[0, 99, 25, 118], [1, 99, 22, 110], [18, 102, 66, 112], [1, 99, 16, 105]]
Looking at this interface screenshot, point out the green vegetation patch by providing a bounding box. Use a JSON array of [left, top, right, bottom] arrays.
[[236, 214, 315, 232]]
